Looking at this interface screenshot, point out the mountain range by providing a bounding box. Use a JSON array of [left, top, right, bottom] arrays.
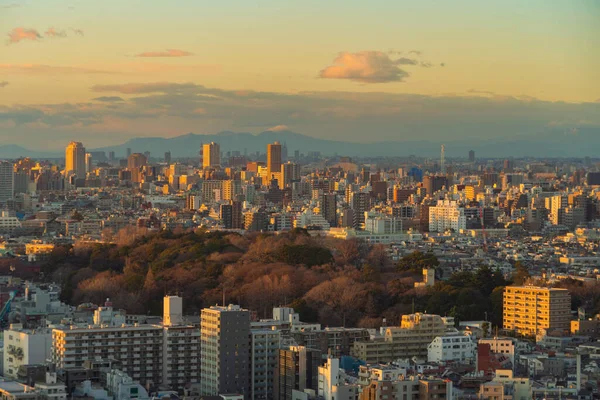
[[1, 128, 598, 159]]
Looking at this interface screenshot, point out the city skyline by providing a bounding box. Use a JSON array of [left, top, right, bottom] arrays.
[[1, 0, 599, 149]]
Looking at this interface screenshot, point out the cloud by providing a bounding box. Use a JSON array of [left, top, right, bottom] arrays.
[[135, 49, 193, 58], [0, 81, 8, 88], [395, 57, 418, 65], [320, 51, 410, 83], [7, 27, 42, 44], [71, 28, 84, 36], [91, 82, 206, 94], [0, 64, 118, 75], [2, 82, 599, 153], [1, 3, 20, 8], [45, 27, 67, 38], [267, 125, 290, 132], [92, 96, 125, 102]]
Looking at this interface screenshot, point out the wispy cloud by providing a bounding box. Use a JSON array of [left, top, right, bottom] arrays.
[[71, 28, 84, 36], [45, 27, 67, 38], [92, 96, 125, 102], [7, 27, 42, 44], [0, 81, 9, 88], [0, 64, 118, 75], [1, 3, 20, 8], [91, 82, 205, 94], [135, 49, 193, 58]]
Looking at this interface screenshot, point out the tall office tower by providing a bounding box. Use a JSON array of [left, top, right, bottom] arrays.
[[126, 147, 132, 158], [85, 153, 93, 173], [202, 142, 221, 168], [423, 175, 448, 198], [274, 346, 321, 400], [440, 144, 446, 174], [320, 193, 337, 227], [164, 151, 172, 165], [281, 162, 300, 189], [503, 286, 571, 336], [200, 305, 250, 398], [231, 200, 243, 229], [282, 142, 288, 162], [267, 142, 282, 180], [351, 192, 370, 230], [108, 151, 115, 162], [127, 153, 147, 183], [65, 141, 86, 178], [468, 150, 475, 163], [0, 162, 15, 203]]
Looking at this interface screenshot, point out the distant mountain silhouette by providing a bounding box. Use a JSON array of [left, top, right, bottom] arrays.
[[92, 128, 600, 158], [0, 144, 61, 159], [1, 127, 599, 159]]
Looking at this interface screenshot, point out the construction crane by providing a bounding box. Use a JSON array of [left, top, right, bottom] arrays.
[[0, 291, 17, 327]]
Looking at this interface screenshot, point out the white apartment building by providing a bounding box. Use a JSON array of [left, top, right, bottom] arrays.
[[318, 356, 359, 400], [364, 212, 402, 234], [162, 296, 200, 389], [429, 200, 466, 232], [3, 326, 52, 379], [427, 334, 476, 363], [52, 324, 164, 386], [250, 329, 281, 400]]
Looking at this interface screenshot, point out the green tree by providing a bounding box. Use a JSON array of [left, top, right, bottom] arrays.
[[512, 262, 530, 285]]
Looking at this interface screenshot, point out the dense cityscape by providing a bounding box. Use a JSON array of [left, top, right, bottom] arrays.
[[0, 139, 597, 399]]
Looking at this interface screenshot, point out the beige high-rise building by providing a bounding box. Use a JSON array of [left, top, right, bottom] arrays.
[[503, 286, 571, 336], [267, 141, 282, 182], [203, 142, 220, 168], [65, 141, 86, 178]]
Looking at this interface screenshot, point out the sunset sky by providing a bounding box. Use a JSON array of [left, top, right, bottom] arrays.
[[1, 0, 599, 149]]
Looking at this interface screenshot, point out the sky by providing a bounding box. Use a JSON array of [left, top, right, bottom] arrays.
[[1, 0, 599, 150]]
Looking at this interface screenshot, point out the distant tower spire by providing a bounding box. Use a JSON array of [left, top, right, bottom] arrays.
[[440, 144, 446, 174]]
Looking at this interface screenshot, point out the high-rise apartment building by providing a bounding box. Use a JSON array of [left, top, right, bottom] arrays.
[[503, 286, 571, 336], [250, 329, 281, 400], [267, 142, 282, 181], [65, 141, 86, 178], [0, 162, 15, 203], [200, 305, 250, 398], [274, 346, 321, 400], [429, 200, 466, 232], [320, 193, 337, 228], [350, 192, 370, 230], [203, 142, 221, 168], [127, 153, 147, 183]]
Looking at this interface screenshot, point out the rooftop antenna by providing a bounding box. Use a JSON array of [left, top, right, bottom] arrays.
[[222, 287, 226, 307], [440, 144, 446, 175]]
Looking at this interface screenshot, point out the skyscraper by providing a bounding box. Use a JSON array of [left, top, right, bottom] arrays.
[[468, 150, 475, 163], [85, 153, 93, 173], [0, 162, 15, 203], [164, 151, 172, 165], [65, 141, 86, 178], [267, 142, 282, 181], [127, 153, 147, 183], [200, 305, 250, 398], [203, 142, 221, 168]]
